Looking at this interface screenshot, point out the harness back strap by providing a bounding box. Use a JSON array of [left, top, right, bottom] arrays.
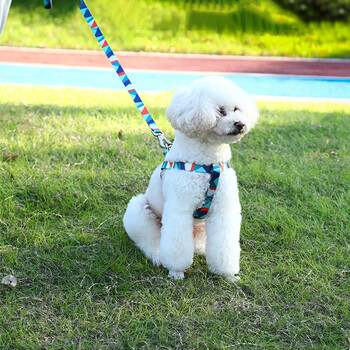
[[161, 161, 230, 219]]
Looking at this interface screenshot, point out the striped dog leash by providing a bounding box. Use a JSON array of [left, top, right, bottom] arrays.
[[44, 0, 172, 154]]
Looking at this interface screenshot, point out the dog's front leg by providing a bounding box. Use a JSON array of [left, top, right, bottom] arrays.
[[205, 170, 241, 281], [205, 213, 241, 281], [159, 199, 195, 280]]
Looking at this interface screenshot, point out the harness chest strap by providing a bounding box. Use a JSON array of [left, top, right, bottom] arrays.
[[161, 161, 230, 219]]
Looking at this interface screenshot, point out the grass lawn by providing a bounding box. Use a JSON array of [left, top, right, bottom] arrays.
[[1, 0, 350, 58], [0, 84, 349, 349]]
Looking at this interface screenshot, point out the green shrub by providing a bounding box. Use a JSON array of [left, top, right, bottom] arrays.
[[186, 7, 297, 34], [273, 0, 350, 21]]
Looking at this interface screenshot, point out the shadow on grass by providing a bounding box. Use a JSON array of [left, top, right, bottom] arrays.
[[1, 102, 349, 348], [2, 82, 350, 348]]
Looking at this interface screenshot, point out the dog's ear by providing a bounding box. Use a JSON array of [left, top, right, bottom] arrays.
[[244, 95, 259, 132], [166, 87, 217, 136]]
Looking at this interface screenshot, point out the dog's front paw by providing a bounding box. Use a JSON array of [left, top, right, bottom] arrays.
[[226, 274, 240, 283], [168, 270, 184, 281], [152, 256, 161, 267]]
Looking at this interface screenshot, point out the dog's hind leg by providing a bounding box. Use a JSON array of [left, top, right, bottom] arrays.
[[123, 194, 161, 266]]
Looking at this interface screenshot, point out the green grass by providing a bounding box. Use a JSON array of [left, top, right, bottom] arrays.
[[1, 0, 350, 58], [0, 84, 349, 349]]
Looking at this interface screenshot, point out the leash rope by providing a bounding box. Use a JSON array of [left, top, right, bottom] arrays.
[[44, 0, 172, 154], [79, 0, 172, 153], [161, 161, 230, 219]]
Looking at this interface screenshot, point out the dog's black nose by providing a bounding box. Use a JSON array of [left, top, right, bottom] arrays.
[[234, 121, 245, 132]]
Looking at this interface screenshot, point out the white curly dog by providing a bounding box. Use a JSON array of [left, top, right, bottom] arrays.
[[123, 76, 259, 281]]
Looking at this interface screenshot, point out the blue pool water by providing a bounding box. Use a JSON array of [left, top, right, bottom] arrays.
[[1, 63, 349, 99]]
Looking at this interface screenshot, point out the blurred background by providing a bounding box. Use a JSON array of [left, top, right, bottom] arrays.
[[1, 0, 349, 58]]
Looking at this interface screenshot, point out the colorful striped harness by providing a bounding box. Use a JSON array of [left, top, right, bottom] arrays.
[[161, 161, 230, 219]]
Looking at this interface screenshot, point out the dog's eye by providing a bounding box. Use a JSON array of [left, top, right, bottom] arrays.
[[219, 107, 227, 116], [234, 107, 240, 112]]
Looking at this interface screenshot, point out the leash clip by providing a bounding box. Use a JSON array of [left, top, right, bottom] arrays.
[[152, 131, 172, 152]]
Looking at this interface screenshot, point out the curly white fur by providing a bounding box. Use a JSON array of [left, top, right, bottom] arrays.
[[123, 76, 259, 281]]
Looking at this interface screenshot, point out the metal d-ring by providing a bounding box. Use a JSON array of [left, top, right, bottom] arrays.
[[153, 132, 172, 151]]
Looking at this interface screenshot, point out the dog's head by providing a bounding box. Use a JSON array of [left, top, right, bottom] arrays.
[[166, 76, 259, 143]]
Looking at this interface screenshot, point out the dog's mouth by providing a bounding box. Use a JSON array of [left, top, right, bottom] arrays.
[[227, 130, 241, 136], [227, 128, 245, 136]]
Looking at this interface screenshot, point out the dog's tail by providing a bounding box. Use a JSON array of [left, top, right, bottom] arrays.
[[123, 194, 161, 263]]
